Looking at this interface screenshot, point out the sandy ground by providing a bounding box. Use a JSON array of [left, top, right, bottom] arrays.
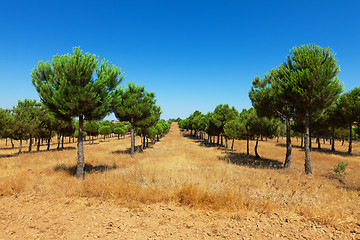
[[0, 124, 359, 239], [1, 193, 358, 240]]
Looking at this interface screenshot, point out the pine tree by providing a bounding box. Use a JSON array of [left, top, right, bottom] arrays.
[[273, 44, 343, 174], [84, 121, 100, 144], [0, 108, 12, 144], [210, 104, 238, 147], [32, 47, 124, 179], [250, 70, 295, 168], [135, 104, 161, 150], [337, 87, 360, 153], [11, 99, 41, 154], [223, 116, 246, 151], [99, 125, 112, 142], [111, 83, 157, 155]]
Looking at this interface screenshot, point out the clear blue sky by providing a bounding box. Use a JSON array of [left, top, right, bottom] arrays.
[[1, 0, 359, 120]]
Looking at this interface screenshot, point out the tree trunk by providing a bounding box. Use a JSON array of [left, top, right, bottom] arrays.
[[76, 115, 85, 179], [225, 137, 228, 149], [301, 136, 303, 148], [284, 118, 292, 168], [231, 139, 234, 151], [5, 138, 7, 146], [348, 123, 352, 153], [277, 135, 279, 142], [142, 132, 146, 150], [57, 135, 61, 149], [69, 136, 71, 143], [317, 132, 321, 149], [331, 127, 335, 152], [130, 117, 135, 155], [304, 109, 312, 175], [37, 138, 41, 151], [255, 137, 260, 159], [28, 136, 32, 152], [146, 138, 149, 148], [11, 139, 14, 148], [140, 133, 144, 151], [217, 135, 220, 146], [61, 135, 64, 149], [246, 137, 250, 155], [309, 128, 312, 150], [221, 136, 223, 147], [47, 134, 51, 151], [18, 138, 23, 154]]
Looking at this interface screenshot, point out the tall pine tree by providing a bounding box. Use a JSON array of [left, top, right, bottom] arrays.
[[273, 44, 343, 174], [32, 47, 124, 179]]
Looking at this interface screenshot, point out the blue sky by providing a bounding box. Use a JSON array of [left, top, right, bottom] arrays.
[[1, 0, 359, 120]]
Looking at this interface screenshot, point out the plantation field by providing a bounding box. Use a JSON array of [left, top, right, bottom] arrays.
[[0, 123, 359, 239]]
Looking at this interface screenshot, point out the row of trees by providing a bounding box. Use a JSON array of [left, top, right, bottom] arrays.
[[249, 44, 359, 174], [29, 47, 170, 179], [179, 105, 281, 159], [0, 100, 171, 154], [0, 100, 75, 153], [180, 44, 359, 175]]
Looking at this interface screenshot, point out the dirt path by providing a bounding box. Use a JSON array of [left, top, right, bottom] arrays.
[[0, 124, 358, 239]]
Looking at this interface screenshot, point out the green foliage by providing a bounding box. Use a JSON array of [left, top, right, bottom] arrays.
[[145, 126, 158, 139], [113, 127, 126, 137], [84, 121, 100, 137], [223, 117, 246, 140], [337, 87, 360, 124], [32, 47, 124, 121], [112, 83, 158, 154], [333, 162, 348, 180], [112, 83, 157, 123], [99, 125, 112, 137], [0, 108, 12, 138], [11, 99, 41, 141], [274, 44, 343, 112], [210, 104, 238, 135]]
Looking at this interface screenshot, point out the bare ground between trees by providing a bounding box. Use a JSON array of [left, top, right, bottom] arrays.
[[0, 124, 359, 239]]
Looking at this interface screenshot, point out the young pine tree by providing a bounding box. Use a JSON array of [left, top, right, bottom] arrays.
[[111, 83, 157, 155]]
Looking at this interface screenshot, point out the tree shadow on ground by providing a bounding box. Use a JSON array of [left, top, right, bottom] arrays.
[[111, 145, 151, 155], [0, 146, 76, 159], [323, 172, 360, 192], [54, 163, 117, 176], [275, 143, 356, 156], [183, 133, 223, 148], [220, 151, 284, 170]]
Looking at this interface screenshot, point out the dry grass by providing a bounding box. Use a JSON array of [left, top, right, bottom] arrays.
[[0, 125, 359, 228]]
